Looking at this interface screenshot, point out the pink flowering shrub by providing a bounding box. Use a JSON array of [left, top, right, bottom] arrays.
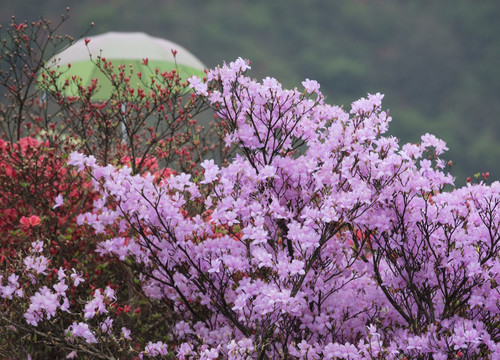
[[63, 59, 499, 359]]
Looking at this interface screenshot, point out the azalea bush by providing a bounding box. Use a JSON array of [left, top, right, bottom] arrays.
[[56, 59, 497, 359], [38, 52, 217, 175]]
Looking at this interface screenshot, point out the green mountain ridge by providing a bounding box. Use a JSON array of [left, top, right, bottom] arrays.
[[2, 0, 499, 184]]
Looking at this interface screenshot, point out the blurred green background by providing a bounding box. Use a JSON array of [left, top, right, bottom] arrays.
[[2, 0, 499, 184]]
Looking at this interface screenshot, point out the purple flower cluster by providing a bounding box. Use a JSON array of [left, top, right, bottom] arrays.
[[2, 58, 498, 359], [64, 59, 500, 359]]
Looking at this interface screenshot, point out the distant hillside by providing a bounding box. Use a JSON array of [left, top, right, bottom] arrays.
[[2, 0, 499, 184]]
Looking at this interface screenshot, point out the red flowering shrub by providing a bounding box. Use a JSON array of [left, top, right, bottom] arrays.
[[0, 137, 95, 258]]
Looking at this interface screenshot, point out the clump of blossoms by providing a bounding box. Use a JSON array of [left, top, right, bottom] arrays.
[[69, 59, 499, 359], [0, 238, 136, 358]]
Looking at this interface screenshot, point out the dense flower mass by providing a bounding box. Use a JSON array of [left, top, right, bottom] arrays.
[[0, 10, 499, 357], [59, 59, 499, 359]]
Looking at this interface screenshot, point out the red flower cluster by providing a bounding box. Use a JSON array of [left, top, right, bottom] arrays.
[[19, 215, 41, 228]]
